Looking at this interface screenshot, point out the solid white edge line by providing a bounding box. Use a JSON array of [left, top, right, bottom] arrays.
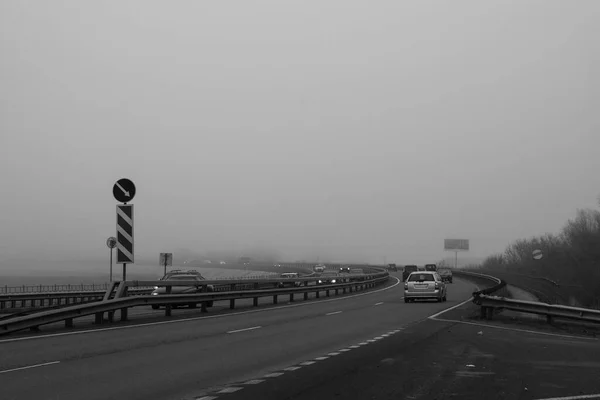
[[533, 394, 600, 400], [432, 316, 599, 341], [0, 361, 60, 374], [226, 326, 262, 334], [0, 277, 401, 344]]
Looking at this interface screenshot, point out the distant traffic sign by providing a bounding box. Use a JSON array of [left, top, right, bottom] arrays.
[[532, 249, 543, 260], [106, 237, 117, 249], [116, 204, 134, 264], [160, 253, 173, 267], [113, 178, 136, 203]]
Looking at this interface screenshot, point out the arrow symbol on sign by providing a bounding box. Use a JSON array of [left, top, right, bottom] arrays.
[[115, 182, 130, 197]]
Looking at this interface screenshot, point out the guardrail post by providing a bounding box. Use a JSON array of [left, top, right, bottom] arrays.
[[349, 285, 353, 293], [201, 302, 208, 313], [343, 287, 346, 294], [273, 295, 278, 304], [546, 315, 552, 324], [65, 318, 73, 328], [316, 290, 320, 298], [304, 282, 309, 300], [95, 312, 103, 325], [230, 299, 235, 309], [108, 311, 114, 322], [290, 293, 294, 302], [326, 289, 330, 297], [335, 288, 339, 295]]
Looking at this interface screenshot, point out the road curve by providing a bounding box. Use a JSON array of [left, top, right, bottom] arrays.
[[0, 273, 477, 400]]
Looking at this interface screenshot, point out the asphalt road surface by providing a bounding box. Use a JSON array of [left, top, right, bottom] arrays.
[[0, 273, 478, 400]]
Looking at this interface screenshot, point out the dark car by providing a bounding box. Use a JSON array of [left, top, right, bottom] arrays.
[[425, 264, 437, 272], [339, 266, 351, 273], [438, 267, 453, 283], [317, 272, 340, 285], [388, 263, 398, 272], [151, 271, 214, 309], [402, 265, 418, 282]]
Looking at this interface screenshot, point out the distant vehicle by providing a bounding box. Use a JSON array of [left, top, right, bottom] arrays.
[[339, 266, 351, 273], [273, 263, 281, 267], [402, 265, 418, 282], [438, 268, 453, 283], [239, 256, 251, 265], [404, 272, 447, 303], [151, 271, 214, 309], [278, 272, 302, 288], [219, 261, 226, 265], [425, 264, 437, 272], [317, 272, 339, 285], [388, 263, 398, 272], [203, 260, 212, 264], [313, 264, 326, 273]]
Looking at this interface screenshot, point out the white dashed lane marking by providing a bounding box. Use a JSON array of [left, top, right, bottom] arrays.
[[191, 327, 407, 400], [217, 387, 243, 393], [244, 379, 265, 384], [375, 302, 384, 306], [325, 311, 342, 316], [0, 361, 60, 375], [226, 326, 262, 334], [264, 372, 284, 378]]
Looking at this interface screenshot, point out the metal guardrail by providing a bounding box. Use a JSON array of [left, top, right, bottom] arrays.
[[454, 269, 600, 325], [0, 269, 389, 336]]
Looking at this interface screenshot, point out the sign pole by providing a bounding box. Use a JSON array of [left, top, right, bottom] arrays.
[[110, 248, 113, 282], [164, 257, 167, 276], [123, 263, 126, 281], [455, 251, 458, 269]]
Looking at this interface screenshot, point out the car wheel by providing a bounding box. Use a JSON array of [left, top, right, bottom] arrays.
[[438, 297, 443, 302], [404, 298, 409, 303], [151, 305, 159, 310]]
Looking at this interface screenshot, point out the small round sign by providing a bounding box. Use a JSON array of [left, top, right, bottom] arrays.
[[113, 178, 136, 203], [532, 249, 543, 260], [106, 237, 117, 249]]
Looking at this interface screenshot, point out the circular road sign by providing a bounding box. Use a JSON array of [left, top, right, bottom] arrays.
[[113, 178, 136, 203], [106, 237, 117, 249], [532, 249, 543, 260]]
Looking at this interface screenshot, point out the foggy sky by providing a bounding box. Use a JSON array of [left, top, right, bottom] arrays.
[[1, 1, 599, 269]]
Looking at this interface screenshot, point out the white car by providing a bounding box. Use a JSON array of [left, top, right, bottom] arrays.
[[219, 261, 226, 265], [404, 271, 447, 303]]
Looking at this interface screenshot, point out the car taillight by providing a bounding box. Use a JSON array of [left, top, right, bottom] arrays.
[[435, 282, 440, 289], [404, 283, 408, 290]]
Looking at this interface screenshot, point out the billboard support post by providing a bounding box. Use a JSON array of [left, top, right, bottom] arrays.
[[444, 239, 469, 269]]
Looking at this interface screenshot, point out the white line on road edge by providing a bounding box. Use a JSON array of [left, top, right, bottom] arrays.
[[226, 326, 262, 334], [374, 302, 384, 306], [431, 317, 598, 341], [0, 277, 402, 344], [325, 311, 342, 316], [0, 361, 60, 374], [427, 297, 474, 319], [533, 394, 600, 400]]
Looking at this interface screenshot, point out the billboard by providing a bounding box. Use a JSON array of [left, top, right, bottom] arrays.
[[444, 239, 469, 251]]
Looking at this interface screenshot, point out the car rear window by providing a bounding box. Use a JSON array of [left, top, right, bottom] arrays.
[[408, 273, 435, 282]]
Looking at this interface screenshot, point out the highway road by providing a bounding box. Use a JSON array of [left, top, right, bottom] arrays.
[[0, 273, 477, 400]]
